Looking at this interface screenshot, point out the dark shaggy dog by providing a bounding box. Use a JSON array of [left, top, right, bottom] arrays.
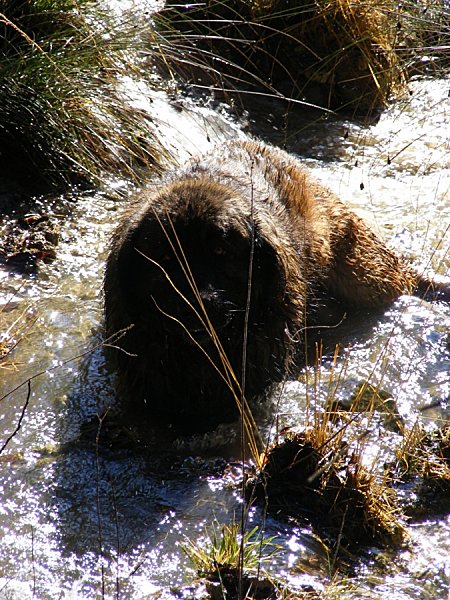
[[104, 140, 448, 433]]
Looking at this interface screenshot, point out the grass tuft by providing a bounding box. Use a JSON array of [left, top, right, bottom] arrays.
[[247, 426, 406, 560], [391, 423, 450, 516], [0, 0, 168, 190], [182, 520, 281, 598]]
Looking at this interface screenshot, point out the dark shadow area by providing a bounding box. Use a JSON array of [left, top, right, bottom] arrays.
[[20, 276, 448, 595], [48, 297, 392, 554], [238, 93, 376, 160], [48, 343, 239, 590]]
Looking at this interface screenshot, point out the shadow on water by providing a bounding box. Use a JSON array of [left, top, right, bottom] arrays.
[[236, 93, 378, 161], [41, 292, 386, 593], [46, 290, 437, 592], [46, 334, 244, 595], [48, 287, 450, 597]]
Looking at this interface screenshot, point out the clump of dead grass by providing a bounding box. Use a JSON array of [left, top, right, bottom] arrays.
[[391, 422, 450, 517], [253, 0, 406, 112], [156, 0, 410, 115], [247, 425, 406, 560], [244, 346, 408, 561], [395, 423, 450, 478], [393, 0, 450, 74]]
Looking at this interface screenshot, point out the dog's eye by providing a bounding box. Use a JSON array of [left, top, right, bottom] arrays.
[[212, 245, 226, 256], [143, 252, 172, 270], [210, 240, 227, 256]]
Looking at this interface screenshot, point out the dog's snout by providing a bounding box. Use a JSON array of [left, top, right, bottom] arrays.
[[199, 285, 221, 304]]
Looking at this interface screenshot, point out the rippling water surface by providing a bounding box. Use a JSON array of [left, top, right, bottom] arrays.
[[0, 73, 449, 598]]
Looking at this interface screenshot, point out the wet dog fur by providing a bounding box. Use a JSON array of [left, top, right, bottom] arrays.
[[104, 139, 449, 433]]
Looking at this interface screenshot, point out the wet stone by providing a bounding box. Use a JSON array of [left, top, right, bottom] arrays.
[[0, 213, 60, 272]]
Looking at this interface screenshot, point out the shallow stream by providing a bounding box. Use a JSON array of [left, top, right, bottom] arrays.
[[0, 66, 449, 598]]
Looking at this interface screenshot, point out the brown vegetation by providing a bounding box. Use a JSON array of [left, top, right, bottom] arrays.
[[157, 0, 410, 115], [247, 426, 406, 557]]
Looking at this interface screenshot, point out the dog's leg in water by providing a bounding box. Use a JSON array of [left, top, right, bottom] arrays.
[[413, 276, 450, 302], [319, 201, 450, 307]]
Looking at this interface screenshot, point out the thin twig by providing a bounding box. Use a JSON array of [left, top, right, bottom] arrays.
[[332, 503, 348, 572], [238, 157, 256, 599], [0, 379, 31, 453], [95, 410, 109, 599], [31, 524, 36, 598], [111, 483, 121, 599]]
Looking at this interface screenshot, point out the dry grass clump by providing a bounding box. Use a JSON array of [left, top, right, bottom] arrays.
[[0, 0, 167, 190], [259, 0, 406, 112], [247, 426, 406, 558], [157, 0, 449, 114], [332, 380, 404, 434], [393, 0, 450, 73], [392, 423, 450, 516], [395, 423, 450, 478], [156, 0, 410, 115]]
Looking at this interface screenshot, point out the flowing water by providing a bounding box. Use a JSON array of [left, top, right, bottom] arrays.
[[0, 68, 449, 598]]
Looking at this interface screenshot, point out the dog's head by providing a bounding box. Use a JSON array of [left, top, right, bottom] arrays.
[[104, 177, 308, 430], [109, 178, 289, 343]]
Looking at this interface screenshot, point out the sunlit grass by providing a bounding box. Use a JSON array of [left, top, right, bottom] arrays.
[[394, 422, 450, 482], [182, 520, 281, 597], [183, 521, 279, 575], [0, 0, 169, 190]]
